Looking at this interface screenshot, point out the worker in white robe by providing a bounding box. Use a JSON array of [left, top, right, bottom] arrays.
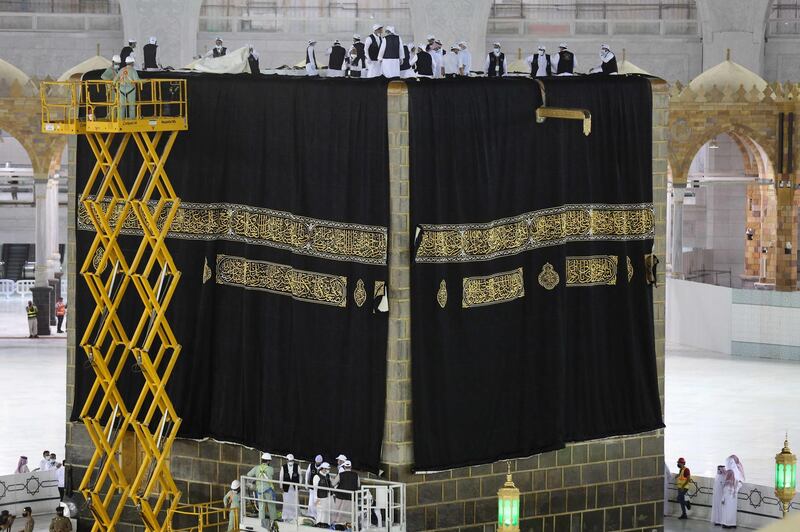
[[306, 40, 318, 76], [279, 454, 301, 522], [443, 44, 460, 77], [590, 43, 618, 74], [720, 455, 744, 529], [365, 24, 383, 78], [525, 45, 552, 77], [377, 26, 403, 78], [552, 42, 577, 75], [312, 462, 333, 525], [710, 465, 725, 525], [431, 39, 445, 78], [458, 41, 472, 75], [400, 44, 418, 78], [305, 454, 323, 518]]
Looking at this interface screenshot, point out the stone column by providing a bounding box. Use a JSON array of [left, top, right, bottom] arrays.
[[695, 0, 771, 74], [33, 176, 52, 336], [670, 186, 685, 278], [775, 187, 797, 291], [47, 176, 61, 325], [408, 0, 493, 66], [119, 0, 203, 68]]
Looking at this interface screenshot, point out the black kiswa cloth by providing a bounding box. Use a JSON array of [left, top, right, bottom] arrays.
[[407, 76, 663, 471], [73, 72, 390, 471]]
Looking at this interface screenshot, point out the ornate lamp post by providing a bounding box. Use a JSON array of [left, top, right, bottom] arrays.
[[497, 462, 520, 532], [775, 435, 797, 517]]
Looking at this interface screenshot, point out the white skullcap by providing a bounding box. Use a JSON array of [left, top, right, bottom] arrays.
[[261, 452, 272, 460], [231, 480, 240, 490], [149, 36, 157, 45], [385, 26, 395, 34], [493, 42, 501, 47], [215, 36, 223, 42], [308, 39, 316, 45], [336, 454, 347, 461], [538, 45, 545, 51], [372, 23, 383, 31], [458, 41, 466, 46], [286, 454, 295, 461], [451, 44, 459, 50], [112, 54, 121, 63], [334, 39, 340, 45], [559, 42, 568, 48], [125, 56, 135, 64], [353, 34, 361, 40], [427, 34, 435, 41], [127, 38, 136, 43], [600, 43, 610, 49], [344, 460, 352, 467], [315, 454, 323, 463], [320, 462, 331, 469]]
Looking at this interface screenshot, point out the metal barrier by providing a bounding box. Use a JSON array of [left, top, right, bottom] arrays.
[[171, 499, 236, 532], [0, 279, 15, 299], [40, 79, 188, 135], [84, 78, 188, 132], [238, 474, 406, 532], [15, 279, 34, 297]]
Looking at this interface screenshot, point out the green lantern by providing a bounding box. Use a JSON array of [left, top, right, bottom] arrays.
[[775, 435, 797, 517], [497, 461, 520, 532]]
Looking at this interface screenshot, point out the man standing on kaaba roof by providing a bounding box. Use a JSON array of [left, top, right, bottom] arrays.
[[378, 26, 403, 78], [306, 39, 318, 76], [365, 24, 384, 78], [327, 39, 347, 77]]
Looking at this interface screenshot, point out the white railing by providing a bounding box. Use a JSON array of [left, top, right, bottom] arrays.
[[198, 14, 411, 36], [0, 279, 14, 299], [238, 474, 406, 532], [0, 11, 121, 31], [486, 17, 698, 37], [15, 279, 35, 297]]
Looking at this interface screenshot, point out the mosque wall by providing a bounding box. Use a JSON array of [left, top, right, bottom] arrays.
[[63, 80, 667, 532]]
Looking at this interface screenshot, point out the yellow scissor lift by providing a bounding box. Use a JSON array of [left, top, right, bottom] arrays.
[[41, 79, 228, 532]]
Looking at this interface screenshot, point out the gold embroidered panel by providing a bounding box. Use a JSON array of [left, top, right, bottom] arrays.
[[78, 198, 388, 265], [415, 203, 654, 263], [566, 255, 618, 287], [215, 254, 347, 307], [462, 267, 525, 308]]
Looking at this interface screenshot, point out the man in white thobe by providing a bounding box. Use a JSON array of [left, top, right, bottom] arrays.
[[526, 45, 551, 77], [305, 454, 323, 519], [552, 42, 577, 75], [306, 40, 318, 76], [710, 465, 725, 526], [720, 455, 744, 529], [279, 454, 301, 522], [377, 26, 403, 78], [443, 45, 460, 77], [312, 462, 333, 525], [365, 24, 383, 78], [431, 39, 445, 78], [458, 41, 472, 75]]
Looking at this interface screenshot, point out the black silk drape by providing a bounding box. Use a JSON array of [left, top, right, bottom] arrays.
[[408, 76, 664, 471], [74, 73, 390, 470]]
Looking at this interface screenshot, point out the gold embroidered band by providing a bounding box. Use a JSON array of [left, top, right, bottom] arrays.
[[462, 267, 525, 308], [216, 254, 347, 307], [78, 199, 388, 265], [415, 203, 653, 263], [566, 255, 618, 286]]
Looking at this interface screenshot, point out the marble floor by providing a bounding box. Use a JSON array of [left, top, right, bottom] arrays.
[[664, 516, 755, 531], [665, 344, 800, 487], [0, 298, 66, 473]]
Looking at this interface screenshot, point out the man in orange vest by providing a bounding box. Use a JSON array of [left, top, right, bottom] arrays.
[[55, 297, 66, 334], [676, 457, 692, 519]]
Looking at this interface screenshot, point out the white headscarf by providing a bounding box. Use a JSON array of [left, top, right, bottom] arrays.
[[725, 454, 744, 489]]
